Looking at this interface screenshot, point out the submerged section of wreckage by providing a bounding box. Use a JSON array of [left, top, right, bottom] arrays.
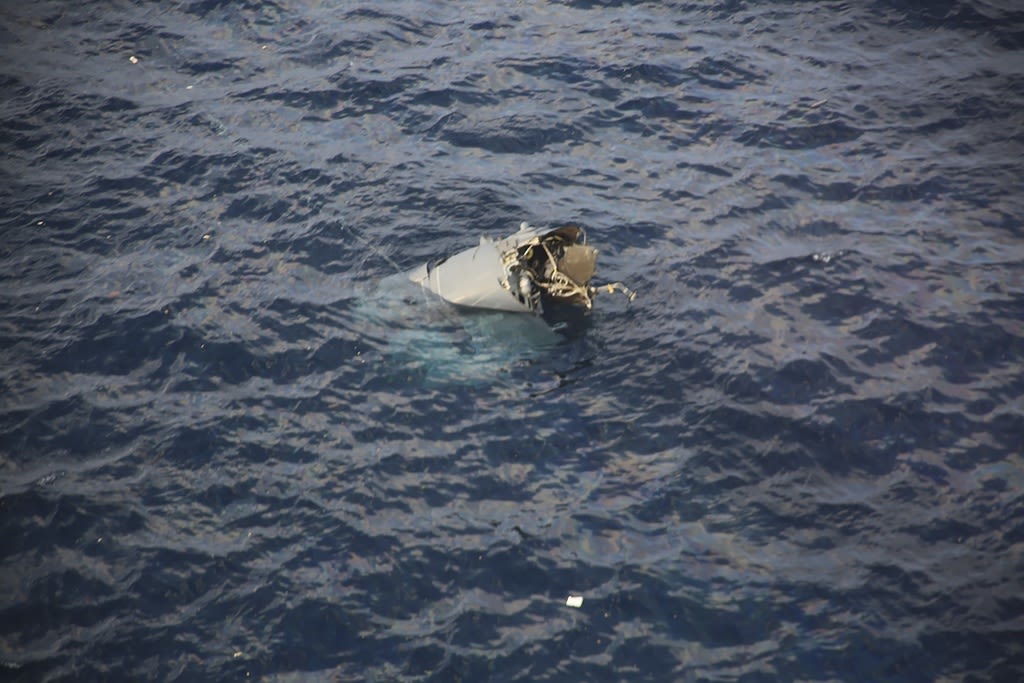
[[407, 222, 634, 317]]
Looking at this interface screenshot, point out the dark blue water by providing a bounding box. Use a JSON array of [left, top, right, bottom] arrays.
[[3, 1, 1023, 681]]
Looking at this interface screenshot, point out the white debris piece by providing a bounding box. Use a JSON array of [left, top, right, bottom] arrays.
[[129, 55, 139, 64], [565, 595, 584, 608]]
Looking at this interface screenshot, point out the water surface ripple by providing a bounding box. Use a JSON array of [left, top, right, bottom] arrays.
[[2, 1, 1023, 681]]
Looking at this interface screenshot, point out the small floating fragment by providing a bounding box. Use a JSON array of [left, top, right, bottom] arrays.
[[566, 595, 584, 608], [129, 55, 139, 64]]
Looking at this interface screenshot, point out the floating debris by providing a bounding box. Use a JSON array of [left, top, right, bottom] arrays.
[[408, 222, 634, 316]]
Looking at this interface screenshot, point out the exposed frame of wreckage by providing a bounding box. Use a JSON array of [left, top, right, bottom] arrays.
[[407, 222, 635, 318]]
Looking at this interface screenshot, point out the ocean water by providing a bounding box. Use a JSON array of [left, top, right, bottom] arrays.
[[2, 1, 1023, 681]]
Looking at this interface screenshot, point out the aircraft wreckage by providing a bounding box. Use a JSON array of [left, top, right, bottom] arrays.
[[406, 222, 634, 318]]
